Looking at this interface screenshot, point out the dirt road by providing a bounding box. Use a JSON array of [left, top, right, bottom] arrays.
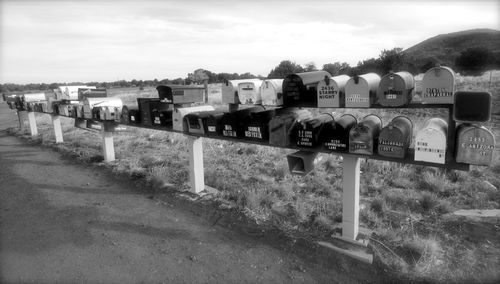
[[0, 103, 354, 283]]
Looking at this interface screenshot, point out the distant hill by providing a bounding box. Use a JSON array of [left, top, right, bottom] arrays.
[[403, 29, 500, 70]]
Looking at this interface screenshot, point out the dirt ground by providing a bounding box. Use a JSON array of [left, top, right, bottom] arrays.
[[0, 103, 361, 283]]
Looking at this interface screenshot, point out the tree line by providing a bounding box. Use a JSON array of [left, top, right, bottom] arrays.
[[2, 46, 498, 93]]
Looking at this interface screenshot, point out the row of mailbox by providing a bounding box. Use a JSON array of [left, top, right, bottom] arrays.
[[223, 66, 457, 107], [12, 97, 494, 167]]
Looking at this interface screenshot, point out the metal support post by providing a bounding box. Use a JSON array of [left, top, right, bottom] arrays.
[[51, 114, 63, 143], [101, 128, 115, 162], [342, 155, 361, 240], [187, 135, 205, 193], [27, 111, 38, 136]]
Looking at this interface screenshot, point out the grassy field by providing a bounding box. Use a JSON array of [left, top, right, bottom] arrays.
[[10, 72, 500, 282]]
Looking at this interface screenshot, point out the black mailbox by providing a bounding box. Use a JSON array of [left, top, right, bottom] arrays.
[[121, 105, 140, 125], [453, 91, 492, 123], [269, 108, 313, 147], [204, 112, 225, 136], [290, 113, 335, 148], [137, 98, 172, 127], [92, 107, 101, 121], [185, 110, 225, 135], [219, 106, 265, 138], [242, 108, 280, 141], [320, 114, 357, 152], [282, 71, 331, 107]]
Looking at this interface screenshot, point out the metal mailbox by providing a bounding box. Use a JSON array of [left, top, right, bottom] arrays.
[[222, 79, 262, 104], [283, 71, 331, 107], [99, 106, 107, 121], [237, 80, 263, 105], [120, 105, 140, 125], [269, 108, 313, 147], [421, 66, 455, 104], [290, 113, 335, 148], [414, 118, 448, 164], [103, 106, 121, 121], [77, 88, 107, 101], [22, 93, 46, 103], [242, 109, 279, 141], [349, 114, 382, 155], [219, 106, 265, 138], [345, 73, 380, 108], [172, 105, 215, 132], [453, 91, 492, 123], [455, 124, 495, 166], [378, 116, 413, 158], [83, 97, 123, 120], [137, 98, 169, 126], [92, 107, 101, 121], [260, 79, 284, 106], [317, 75, 350, 108], [61, 86, 95, 101], [320, 114, 357, 152], [377, 71, 415, 107], [156, 85, 205, 104], [184, 110, 225, 135], [286, 151, 317, 175], [204, 112, 226, 136], [152, 109, 173, 127]]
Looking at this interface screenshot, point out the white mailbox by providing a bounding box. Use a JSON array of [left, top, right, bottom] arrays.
[[222, 79, 262, 104], [414, 118, 448, 164], [421, 66, 455, 104], [317, 75, 350, 108], [83, 97, 123, 119], [172, 105, 215, 132], [238, 80, 263, 105], [260, 79, 284, 106], [345, 73, 380, 108]]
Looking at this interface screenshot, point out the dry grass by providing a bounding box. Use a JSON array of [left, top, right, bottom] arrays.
[[9, 74, 500, 283]]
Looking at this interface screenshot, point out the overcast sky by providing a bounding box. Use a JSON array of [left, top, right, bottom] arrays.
[[0, 0, 498, 84]]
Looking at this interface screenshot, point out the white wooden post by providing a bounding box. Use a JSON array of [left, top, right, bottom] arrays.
[[101, 128, 115, 162], [342, 155, 361, 240], [27, 111, 38, 136], [187, 136, 205, 193], [51, 114, 63, 143]]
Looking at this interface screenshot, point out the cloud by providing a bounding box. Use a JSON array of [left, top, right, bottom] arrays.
[[1, 0, 498, 83]]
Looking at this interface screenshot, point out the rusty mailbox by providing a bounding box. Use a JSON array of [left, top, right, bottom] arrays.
[[317, 75, 350, 108], [184, 110, 225, 135], [349, 114, 382, 155], [156, 85, 205, 104], [290, 113, 335, 148], [238, 80, 263, 105], [421, 66, 456, 104], [172, 105, 215, 132], [242, 108, 279, 141], [377, 71, 415, 107], [283, 71, 331, 107], [222, 79, 262, 104], [269, 108, 313, 147], [320, 114, 357, 153], [218, 106, 265, 138], [453, 91, 492, 123], [414, 118, 448, 164], [260, 79, 284, 106], [378, 116, 413, 158], [345, 73, 381, 108], [455, 124, 495, 166]]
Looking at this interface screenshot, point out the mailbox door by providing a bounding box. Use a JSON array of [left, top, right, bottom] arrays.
[[317, 80, 341, 108], [456, 125, 495, 166], [377, 72, 414, 107], [349, 124, 375, 155], [243, 109, 276, 141], [414, 128, 447, 164], [346, 78, 370, 108], [238, 82, 262, 105], [221, 82, 239, 104], [321, 114, 356, 152], [261, 79, 284, 106], [421, 66, 455, 104]]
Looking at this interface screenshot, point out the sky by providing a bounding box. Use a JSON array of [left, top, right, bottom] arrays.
[[0, 0, 498, 84]]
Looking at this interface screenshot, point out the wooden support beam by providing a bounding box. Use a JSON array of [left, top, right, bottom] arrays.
[[187, 135, 205, 193], [342, 155, 361, 240], [27, 111, 38, 136], [51, 115, 63, 143]]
